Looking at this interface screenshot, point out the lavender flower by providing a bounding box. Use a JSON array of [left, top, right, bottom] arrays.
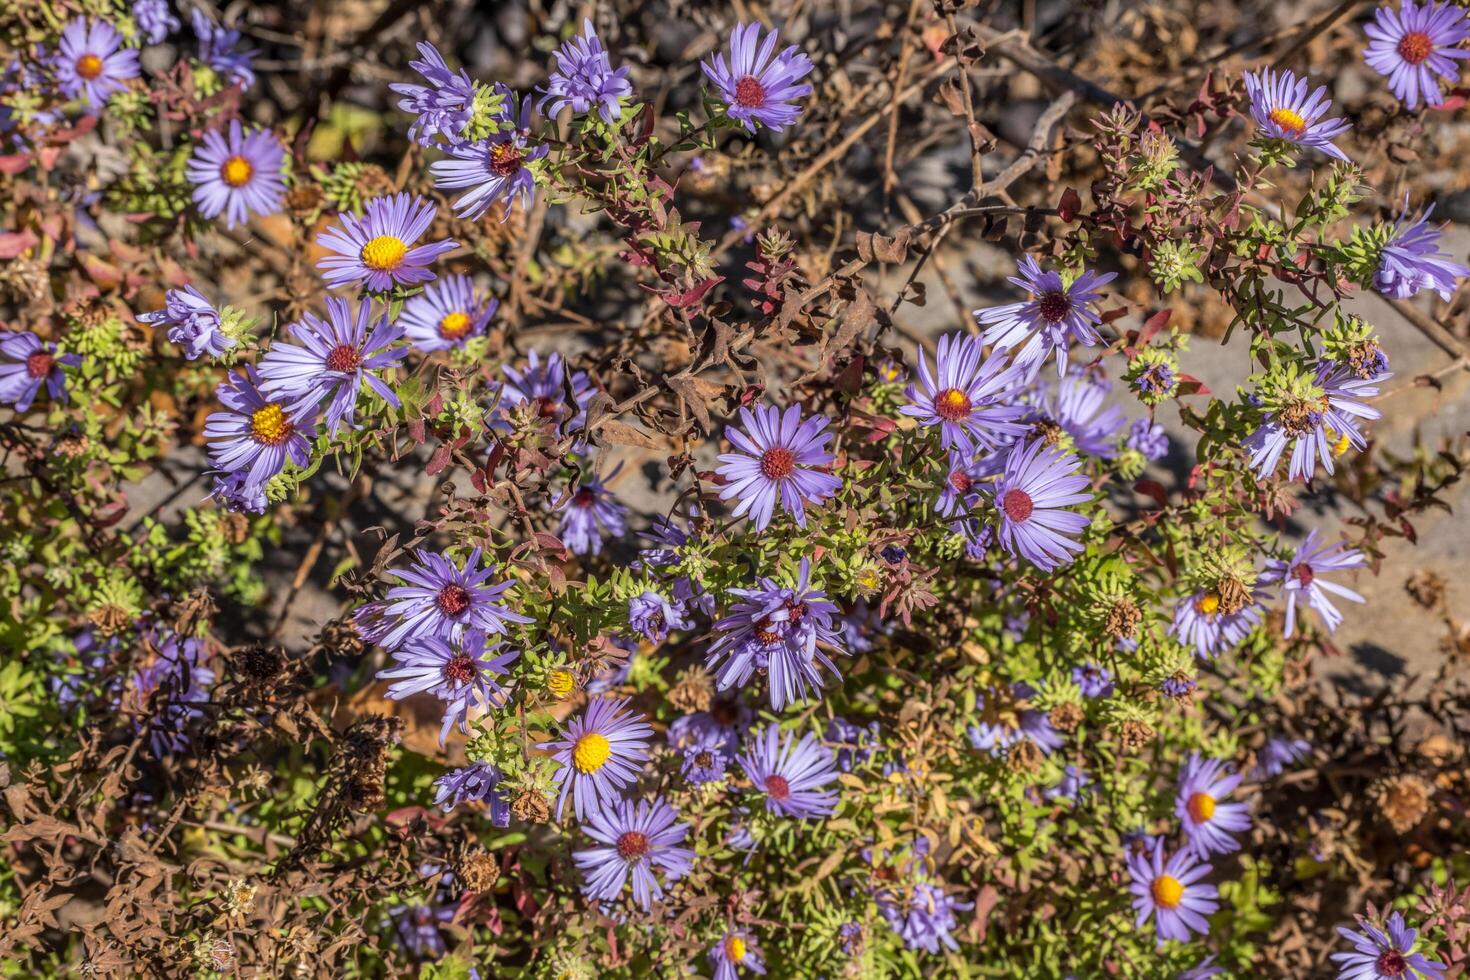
[[430, 87, 546, 221], [1072, 662, 1114, 698], [432, 761, 510, 824], [1029, 372, 1126, 457], [1253, 735, 1311, 779], [826, 716, 881, 772], [122, 630, 214, 756], [316, 193, 458, 293], [1332, 911, 1446, 980], [1180, 956, 1225, 980], [627, 591, 692, 645], [935, 451, 990, 517], [680, 727, 734, 784], [1243, 68, 1352, 162], [498, 349, 594, 436], [138, 286, 234, 360], [191, 9, 256, 90], [186, 120, 287, 229], [0, 332, 78, 411], [901, 332, 1028, 454], [134, 0, 180, 44], [400, 273, 497, 353], [391, 42, 476, 145], [701, 23, 814, 133], [547, 697, 653, 822], [1127, 842, 1219, 943], [1176, 754, 1251, 857], [738, 724, 839, 819], [1046, 765, 1093, 804], [1363, 1, 1470, 110], [876, 877, 974, 955], [1248, 361, 1384, 482], [967, 682, 1063, 757], [715, 404, 843, 531], [709, 930, 766, 980], [574, 796, 694, 910], [389, 901, 454, 960], [1126, 418, 1169, 460], [539, 19, 632, 123], [354, 547, 532, 650], [203, 366, 317, 488], [976, 257, 1117, 377], [377, 631, 518, 744], [1373, 201, 1470, 301], [1169, 590, 1263, 659], [55, 18, 139, 108], [990, 440, 1092, 572], [1260, 529, 1366, 637], [557, 468, 627, 556]]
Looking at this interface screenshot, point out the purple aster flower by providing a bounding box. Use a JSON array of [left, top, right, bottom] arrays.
[[186, 120, 287, 229], [0, 331, 79, 411], [55, 18, 139, 108], [1243, 67, 1352, 162], [836, 602, 879, 654], [574, 796, 694, 910], [432, 761, 510, 824], [547, 697, 653, 822], [557, 467, 627, 556], [202, 365, 317, 488], [1132, 361, 1178, 401], [1180, 956, 1225, 980], [715, 404, 843, 531], [430, 86, 546, 221], [1126, 417, 1170, 460], [498, 349, 594, 436], [121, 630, 213, 757], [1170, 590, 1264, 659], [316, 193, 458, 293], [738, 724, 839, 819], [1046, 764, 1092, 804], [391, 42, 476, 146], [1162, 674, 1198, 700], [400, 273, 497, 353], [976, 257, 1118, 378], [191, 10, 256, 90], [355, 547, 532, 650], [1127, 842, 1219, 943], [1072, 662, 1114, 698], [1260, 528, 1367, 637], [990, 439, 1092, 572], [134, 0, 180, 44], [138, 285, 234, 360], [539, 19, 633, 123], [1254, 735, 1311, 779], [680, 727, 734, 784], [1363, 1, 1470, 110], [1248, 361, 1385, 482], [377, 630, 518, 744], [389, 901, 454, 960], [669, 699, 752, 749], [826, 716, 881, 772], [901, 332, 1028, 454], [1176, 753, 1251, 857], [1333, 911, 1446, 980], [709, 930, 766, 980], [258, 296, 406, 435], [706, 557, 847, 710], [701, 22, 814, 133], [935, 450, 992, 517], [1029, 372, 1126, 457], [210, 472, 268, 514], [876, 877, 973, 955], [627, 590, 692, 645], [967, 682, 1064, 757], [1373, 201, 1470, 301]]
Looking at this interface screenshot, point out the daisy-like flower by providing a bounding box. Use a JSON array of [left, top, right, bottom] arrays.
[[539, 19, 633, 123], [1169, 590, 1264, 659], [191, 9, 256, 90], [715, 404, 843, 531], [54, 18, 139, 108], [1126, 417, 1170, 461], [1259, 528, 1367, 637], [627, 591, 692, 645], [1028, 372, 1126, 457], [1127, 842, 1219, 943], [990, 439, 1092, 572], [186, 120, 287, 229], [709, 930, 765, 980], [138, 285, 234, 360], [681, 727, 734, 784], [430, 86, 547, 221], [827, 716, 881, 772], [1253, 735, 1311, 779], [399, 273, 497, 353], [876, 877, 974, 955], [355, 547, 532, 650], [701, 22, 814, 133], [1248, 360, 1385, 482], [203, 366, 317, 488], [498, 349, 595, 436], [1175, 753, 1252, 857], [557, 468, 628, 556], [1332, 911, 1447, 980], [738, 724, 839, 820], [573, 796, 695, 910], [122, 630, 214, 757], [257, 296, 406, 435], [934, 451, 991, 517], [1363, 1, 1470, 110], [976, 257, 1118, 378], [901, 332, 1028, 454], [316, 193, 459, 293], [377, 630, 518, 744], [391, 42, 476, 146], [706, 558, 847, 711], [1072, 662, 1115, 698], [1373, 201, 1470, 301], [1243, 67, 1352, 162], [432, 761, 510, 824], [966, 682, 1064, 757], [547, 697, 654, 822], [0, 331, 79, 412], [135, 0, 181, 45]]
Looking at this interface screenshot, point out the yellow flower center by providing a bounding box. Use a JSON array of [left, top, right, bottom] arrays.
[[1330, 430, 1351, 457], [724, 936, 747, 962], [249, 403, 292, 446], [220, 155, 253, 188], [1187, 791, 1216, 823], [572, 732, 611, 773], [76, 54, 103, 80], [360, 235, 408, 271], [1195, 592, 1221, 616], [438, 311, 472, 340], [547, 669, 575, 699], [1267, 107, 1307, 137], [1151, 874, 1184, 909]]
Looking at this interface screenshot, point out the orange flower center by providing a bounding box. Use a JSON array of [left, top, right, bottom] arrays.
[[220, 155, 253, 188], [438, 311, 472, 340], [76, 54, 103, 80], [934, 387, 972, 422], [1267, 107, 1307, 137], [1194, 592, 1221, 616], [249, 404, 292, 446], [724, 936, 747, 961], [1186, 791, 1216, 823], [1151, 874, 1184, 909], [1397, 31, 1433, 65], [734, 75, 766, 108], [760, 446, 796, 480], [360, 235, 407, 271]]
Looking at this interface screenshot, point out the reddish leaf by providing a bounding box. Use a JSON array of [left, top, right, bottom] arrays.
[[1133, 479, 1169, 508], [1138, 308, 1171, 345], [1058, 187, 1082, 222], [0, 229, 38, 259], [1175, 374, 1212, 396]]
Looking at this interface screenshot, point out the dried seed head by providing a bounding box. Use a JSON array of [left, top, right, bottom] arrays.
[[1374, 774, 1433, 833], [668, 666, 715, 713], [1104, 597, 1142, 638], [512, 788, 551, 824], [458, 849, 500, 893], [1049, 703, 1084, 733], [1120, 719, 1156, 751]]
